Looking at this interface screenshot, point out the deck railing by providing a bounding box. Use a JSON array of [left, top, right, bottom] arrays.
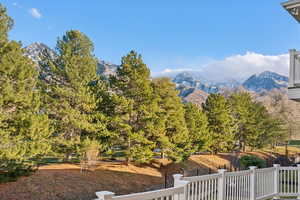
[[95, 164, 300, 200]]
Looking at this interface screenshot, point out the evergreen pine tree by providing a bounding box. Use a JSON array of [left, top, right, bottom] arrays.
[[0, 5, 52, 175], [0, 4, 13, 44], [229, 92, 285, 151], [44, 30, 109, 159], [229, 92, 256, 151], [152, 78, 192, 162], [184, 103, 209, 152], [202, 94, 236, 154], [246, 102, 284, 150], [110, 51, 157, 163]]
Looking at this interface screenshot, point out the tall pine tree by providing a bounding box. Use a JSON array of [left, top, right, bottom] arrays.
[[229, 92, 285, 151], [110, 51, 157, 164], [229, 92, 256, 151], [0, 4, 52, 175], [152, 78, 192, 162], [0, 5, 13, 44], [184, 103, 209, 152], [202, 94, 236, 154], [44, 30, 109, 159], [246, 102, 284, 150]]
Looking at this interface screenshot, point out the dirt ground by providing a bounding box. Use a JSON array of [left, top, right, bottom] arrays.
[[0, 148, 297, 200], [0, 163, 164, 200]]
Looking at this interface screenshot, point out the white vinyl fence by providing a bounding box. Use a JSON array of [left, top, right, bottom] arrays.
[[95, 164, 300, 200]]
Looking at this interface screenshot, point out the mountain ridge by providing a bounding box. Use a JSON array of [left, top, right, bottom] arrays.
[[24, 43, 289, 105], [173, 70, 288, 93], [25, 42, 119, 80]]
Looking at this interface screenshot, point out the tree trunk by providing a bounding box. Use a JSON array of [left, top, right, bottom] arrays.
[[285, 142, 288, 159], [239, 139, 243, 152], [125, 138, 131, 166], [242, 143, 246, 152]]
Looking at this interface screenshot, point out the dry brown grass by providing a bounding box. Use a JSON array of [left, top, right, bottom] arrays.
[[0, 162, 164, 200], [1, 148, 299, 200]]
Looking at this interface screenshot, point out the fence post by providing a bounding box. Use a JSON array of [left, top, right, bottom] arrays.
[[273, 164, 280, 199], [218, 169, 226, 200], [164, 171, 168, 188], [173, 174, 184, 187], [95, 191, 115, 200], [297, 164, 300, 199], [173, 174, 189, 200], [249, 166, 257, 200]]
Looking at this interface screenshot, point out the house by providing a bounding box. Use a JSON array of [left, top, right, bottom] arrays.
[[282, 0, 300, 101]]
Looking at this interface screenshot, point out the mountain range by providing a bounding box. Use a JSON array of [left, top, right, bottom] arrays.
[[25, 42, 289, 105], [25, 42, 118, 82], [24, 43, 300, 140], [172, 70, 288, 104], [173, 71, 288, 94]]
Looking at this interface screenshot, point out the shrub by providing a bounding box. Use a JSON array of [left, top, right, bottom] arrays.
[[239, 155, 267, 169], [0, 159, 36, 183]]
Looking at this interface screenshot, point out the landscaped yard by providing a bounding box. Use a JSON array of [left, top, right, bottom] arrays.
[[0, 149, 298, 200], [0, 163, 164, 200]]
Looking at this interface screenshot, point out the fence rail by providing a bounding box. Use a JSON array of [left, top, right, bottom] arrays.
[[96, 164, 300, 200]]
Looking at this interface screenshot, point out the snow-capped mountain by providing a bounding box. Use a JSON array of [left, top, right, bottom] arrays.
[[24, 42, 119, 80], [97, 60, 118, 77], [172, 72, 240, 94], [172, 70, 288, 106], [24, 43, 289, 99], [25, 43, 57, 83], [173, 72, 218, 93], [242, 71, 288, 93], [25, 42, 56, 63]]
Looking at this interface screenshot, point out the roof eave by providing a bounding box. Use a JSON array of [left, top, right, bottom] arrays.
[[282, 0, 300, 23]]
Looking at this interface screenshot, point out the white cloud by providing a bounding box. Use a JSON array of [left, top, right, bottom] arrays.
[[156, 52, 289, 82], [201, 52, 289, 82], [153, 68, 194, 77], [29, 8, 42, 19], [161, 68, 193, 74]]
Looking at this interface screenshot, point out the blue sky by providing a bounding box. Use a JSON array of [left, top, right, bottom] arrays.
[[2, 0, 300, 80]]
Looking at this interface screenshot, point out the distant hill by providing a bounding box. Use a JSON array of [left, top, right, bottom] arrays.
[[24, 43, 289, 106], [25, 42, 119, 81], [171, 71, 288, 106], [25, 43, 57, 83], [97, 60, 118, 77], [173, 72, 223, 94], [24, 43, 300, 138], [173, 71, 288, 94], [242, 71, 288, 93]]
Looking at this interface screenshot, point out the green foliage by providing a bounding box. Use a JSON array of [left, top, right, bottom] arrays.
[[43, 30, 110, 159], [289, 140, 300, 145], [0, 4, 13, 44], [184, 103, 209, 152], [200, 91, 284, 153], [153, 78, 192, 162], [0, 3, 288, 179], [0, 17, 52, 178], [202, 94, 236, 154], [246, 103, 284, 150], [239, 155, 267, 169], [109, 51, 157, 163], [228, 92, 270, 151]]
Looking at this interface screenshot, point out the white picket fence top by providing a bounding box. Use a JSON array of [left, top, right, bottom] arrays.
[[95, 164, 300, 200]]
